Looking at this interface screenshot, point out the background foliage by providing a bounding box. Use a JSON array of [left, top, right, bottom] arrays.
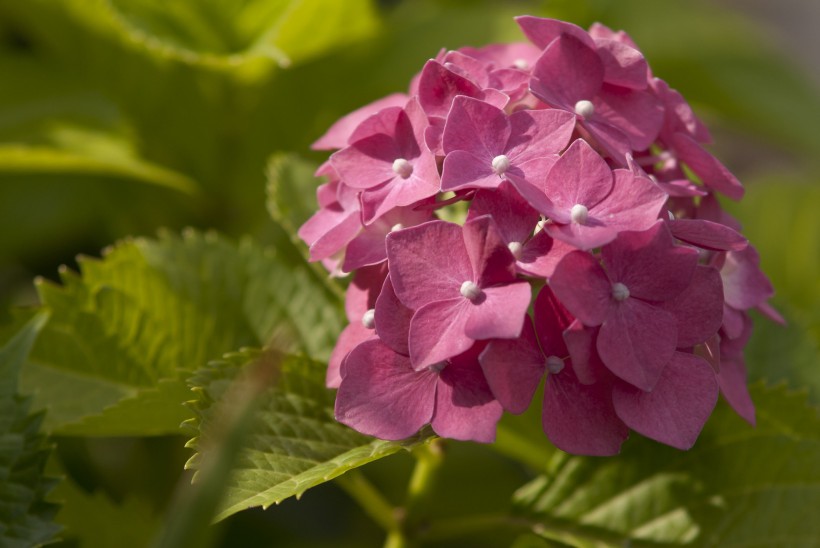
[[0, 0, 817, 546]]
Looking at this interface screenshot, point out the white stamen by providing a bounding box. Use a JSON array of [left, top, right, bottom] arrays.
[[513, 58, 529, 70], [392, 158, 413, 179], [429, 361, 447, 373], [491, 154, 511, 175], [667, 210, 675, 221], [658, 150, 674, 164], [534, 216, 548, 233], [648, 174, 659, 183], [390, 223, 404, 233], [612, 282, 630, 302], [570, 204, 589, 224], [361, 309, 376, 329], [460, 280, 482, 300], [546, 355, 564, 374], [507, 241, 523, 260], [574, 99, 595, 118]]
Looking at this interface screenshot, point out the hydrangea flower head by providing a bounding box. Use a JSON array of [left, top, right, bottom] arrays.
[[302, 15, 779, 452]]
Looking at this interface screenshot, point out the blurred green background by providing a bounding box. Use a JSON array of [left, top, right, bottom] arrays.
[[0, 0, 817, 546]]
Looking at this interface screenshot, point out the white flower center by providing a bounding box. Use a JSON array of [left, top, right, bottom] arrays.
[[390, 223, 404, 233], [574, 100, 595, 118], [361, 309, 376, 329], [491, 154, 511, 175], [513, 58, 529, 70], [392, 158, 413, 179], [428, 361, 447, 373], [612, 282, 630, 301], [546, 355, 564, 374], [460, 280, 482, 300], [570, 204, 589, 224], [507, 241, 523, 260]]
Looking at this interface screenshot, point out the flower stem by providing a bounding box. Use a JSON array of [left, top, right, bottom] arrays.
[[335, 470, 399, 533], [404, 438, 445, 520]]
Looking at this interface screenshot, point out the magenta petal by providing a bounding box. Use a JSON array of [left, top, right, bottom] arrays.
[[442, 96, 510, 157], [374, 275, 413, 356], [440, 150, 500, 191], [671, 132, 744, 200], [386, 221, 471, 309], [434, 352, 503, 443], [550, 251, 612, 326], [667, 219, 748, 251], [327, 322, 376, 388], [661, 266, 724, 348], [359, 153, 440, 224], [531, 34, 604, 108], [717, 355, 756, 426], [580, 119, 632, 165], [479, 318, 544, 414], [505, 155, 560, 214], [335, 340, 437, 440], [595, 39, 648, 90], [593, 84, 663, 151], [543, 370, 628, 456], [517, 231, 576, 278], [331, 133, 402, 190], [613, 352, 718, 450], [603, 221, 698, 302], [345, 264, 387, 321], [721, 246, 775, 311], [409, 298, 473, 369], [598, 299, 678, 391], [506, 108, 576, 162], [544, 139, 613, 215], [515, 16, 595, 50], [305, 210, 361, 262], [467, 180, 540, 245], [462, 215, 517, 287], [418, 60, 484, 118], [563, 320, 609, 385], [533, 285, 574, 356], [311, 93, 409, 150], [464, 282, 531, 341]]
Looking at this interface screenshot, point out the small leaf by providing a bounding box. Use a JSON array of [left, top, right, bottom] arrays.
[[185, 348, 426, 521], [18, 230, 344, 436], [0, 312, 61, 548], [513, 383, 820, 547]]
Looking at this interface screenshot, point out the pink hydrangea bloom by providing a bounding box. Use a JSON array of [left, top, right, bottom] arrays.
[[299, 14, 779, 453]]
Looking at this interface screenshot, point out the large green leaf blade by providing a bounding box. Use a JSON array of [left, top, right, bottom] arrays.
[[513, 384, 820, 547], [0, 312, 61, 548], [18, 230, 344, 436], [185, 348, 425, 522]]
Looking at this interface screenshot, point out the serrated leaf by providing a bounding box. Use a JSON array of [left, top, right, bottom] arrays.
[[513, 383, 820, 547], [18, 230, 344, 436], [185, 348, 425, 522], [0, 312, 61, 548]]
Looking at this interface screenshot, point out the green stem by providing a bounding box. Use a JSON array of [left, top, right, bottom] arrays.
[[419, 513, 529, 542], [404, 439, 445, 520], [335, 470, 399, 533], [494, 422, 552, 471]]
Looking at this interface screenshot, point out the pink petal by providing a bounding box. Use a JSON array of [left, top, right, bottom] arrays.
[[721, 246, 775, 311], [506, 108, 576, 162], [343, 205, 432, 271], [505, 155, 560, 214], [311, 93, 409, 150], [543, 369, 628, 456], [359, 154, 440, 224], [344, 264, 388, 321], [515, 16, 595, 50], [667, 219, 748, 251], [442, 95, 510, 158], [327, 322, 377, 388], [671, 132, 744, 200], [517, 231, 576, 278], [386, 220, 472, 309], [549, 251, 613, 326], [717, 343, 756, 426], [335, 340, 437, 440], [304, 210, 362, 262], [409, 298, 473, 369], [598, 298, 678, 391], [580, 119, 632, 165], [479, 318, 544, 414], [594, 39, 648, 90], [661, 265, 725, 348], [462, 215, 517, 287], [374, 275, 414, 356], [543, 139, 613, 221], [434, 347, 504, 443], [612, 352, 718, 450], [467, 180, 540, 245], [440, 150, 500, 192], [463, 282, 531, 341], [593, 84, 664, 151], [531, 34, 604, 109], [602, 221, 698, 302], [563, 320, 609, 385], [533, 285, 574, 356], [418, 59, 485, 118]]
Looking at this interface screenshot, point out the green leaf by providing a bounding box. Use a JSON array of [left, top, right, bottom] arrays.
[[185, 348, 426, 522], [52, 476, 160, 548], [0, 312, 61, 547], [18, 230, 344, 436], [513, 383, 820, 547]]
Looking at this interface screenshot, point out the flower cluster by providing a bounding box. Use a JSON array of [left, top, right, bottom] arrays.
[[299, 16, 780, 455]]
